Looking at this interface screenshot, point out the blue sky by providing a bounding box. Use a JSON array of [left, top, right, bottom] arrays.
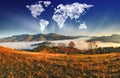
[[0, 0, 120, 38]]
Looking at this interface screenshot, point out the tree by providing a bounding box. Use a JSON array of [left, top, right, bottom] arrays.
[[88, 41, 98, 54], [88, 41, 98, 50], [68, 41, 75, 48]]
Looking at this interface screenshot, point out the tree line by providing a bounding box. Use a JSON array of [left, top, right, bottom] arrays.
[[25, 41, 120, 54]]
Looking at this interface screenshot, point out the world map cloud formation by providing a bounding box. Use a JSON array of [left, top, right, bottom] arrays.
[[26, 1, 93, 32]]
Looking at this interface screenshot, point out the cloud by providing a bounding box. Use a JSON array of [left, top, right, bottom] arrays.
[[43, 1, 51, 7], [26, 1, 51, 18], [26, 4, 45, 18], [39, 19, 49, 32], [26, 1, 51, 32], [26, 2, 93, 32], [52, 2, 93, 29], [52, 14, 67, 28], [79, 22, 87, 29]]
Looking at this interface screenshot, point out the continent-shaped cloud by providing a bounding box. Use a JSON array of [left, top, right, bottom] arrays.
[[26, 1, 51, 18], [26, 1, 51, 31], [39, 19, 49, 32], [52, 3, 93, 29], [43, 1, 51, 7], [26, 4, 45, 18], [26, 2, 93, 32], [79, 22, 87, 29]]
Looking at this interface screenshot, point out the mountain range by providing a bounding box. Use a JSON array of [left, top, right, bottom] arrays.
[[87, 34, 120, 43], [0, 33, 78, 42], [1, 33, 120, 43]]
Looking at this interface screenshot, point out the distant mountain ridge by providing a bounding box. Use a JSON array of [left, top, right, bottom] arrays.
[[87, 34, 120, 43], [0, 33, 79, 42]]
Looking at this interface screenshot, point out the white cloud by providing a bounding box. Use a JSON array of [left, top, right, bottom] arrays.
[[66, 3, 93, 20], [52, 2, 93, 29], [38, 1, 43, 3], [26, 4, 45, 18], [39, 19, 49, 32], [26, 1, 51, 31], [26, 1, 51, 18], [79, 22, 87, 29], [52, 14, 68, 28], [43, 1, 51, 7], [26, 2, 93, 31]]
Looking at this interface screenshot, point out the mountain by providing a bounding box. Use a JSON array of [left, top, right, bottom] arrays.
[[0, 33, 79, 42], [87, 34, 120, 43]]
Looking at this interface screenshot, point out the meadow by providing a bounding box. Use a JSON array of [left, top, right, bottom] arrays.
[[0, 46, 120, 78]]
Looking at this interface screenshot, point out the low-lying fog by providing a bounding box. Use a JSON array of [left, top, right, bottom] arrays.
[[0, 37, 120, 50]]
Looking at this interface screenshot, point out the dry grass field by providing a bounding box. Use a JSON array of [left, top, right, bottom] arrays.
[[0, 46, 120, 78]]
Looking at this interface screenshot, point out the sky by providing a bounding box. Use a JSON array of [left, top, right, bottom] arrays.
[[0, 0, 120, 38]]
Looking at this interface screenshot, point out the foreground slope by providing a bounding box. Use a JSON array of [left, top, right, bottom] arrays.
[[0, 46, 120, 78]]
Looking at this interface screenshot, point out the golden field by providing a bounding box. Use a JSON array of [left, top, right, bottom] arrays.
[[0, 46, 120, 78]]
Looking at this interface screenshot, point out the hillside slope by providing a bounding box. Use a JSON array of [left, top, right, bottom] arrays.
[[0, 46, 16, 52], [0, 46, 120, 78]]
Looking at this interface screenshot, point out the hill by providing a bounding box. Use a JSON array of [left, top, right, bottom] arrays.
[[0, 33, 78, 42], [0, 46, 120, 77], [0, 46, 16, 52], [87, 34, 120, 43]]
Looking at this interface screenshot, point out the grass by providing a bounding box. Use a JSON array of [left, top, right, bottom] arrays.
[[0, 46, 120, 78]]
